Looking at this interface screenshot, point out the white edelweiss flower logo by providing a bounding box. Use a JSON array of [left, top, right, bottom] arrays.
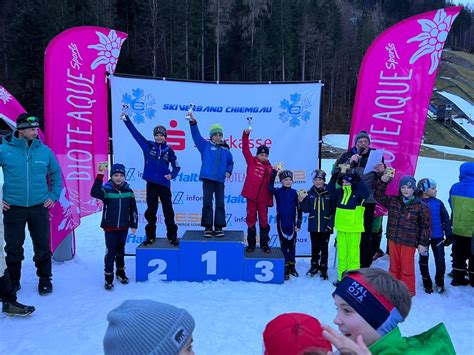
[[0, 87, 13, 104], [407, 9, 458, 75], [88, 30, 126, 73]]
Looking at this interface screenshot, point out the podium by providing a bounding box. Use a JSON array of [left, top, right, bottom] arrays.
[[136, 230, 285, 284]]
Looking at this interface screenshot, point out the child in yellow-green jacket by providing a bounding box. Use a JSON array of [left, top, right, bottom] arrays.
[[331, 169, 369, 285]]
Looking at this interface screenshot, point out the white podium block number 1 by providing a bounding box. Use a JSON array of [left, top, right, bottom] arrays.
[[255, 261, 274, 282], [201, 250, 217, 275]]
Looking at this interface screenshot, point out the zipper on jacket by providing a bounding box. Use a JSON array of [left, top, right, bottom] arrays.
[[25, 141, 31, 207], [317, 196, 321, 232], [117, 190, 122, 227]]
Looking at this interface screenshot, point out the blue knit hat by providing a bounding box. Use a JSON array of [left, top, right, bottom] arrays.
[[399, 176, 416, 190], [417, 178, 436, 192], [110, 163, 126, 177], [104, 300, 195, 355]]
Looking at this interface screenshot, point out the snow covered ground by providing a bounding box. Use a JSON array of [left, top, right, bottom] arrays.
[[1, 157, 473, 355], [324, 134, 474, 159]]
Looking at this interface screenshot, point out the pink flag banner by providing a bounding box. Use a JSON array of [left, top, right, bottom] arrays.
[[44, 26, 127, 221], [349, 7, 462, 195], [0, 84, 80, 251], [0, 85, 23, 130]]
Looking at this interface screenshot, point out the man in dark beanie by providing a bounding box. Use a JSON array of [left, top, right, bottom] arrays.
[[331, 130, 385, 268], [121, 114, 180, 246], [0, 113, 62, 295]]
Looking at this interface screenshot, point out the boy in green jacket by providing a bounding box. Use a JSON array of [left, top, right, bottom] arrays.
[[322, 268, 456, 354]]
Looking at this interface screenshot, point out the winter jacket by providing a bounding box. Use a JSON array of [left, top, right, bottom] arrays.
[[124, 118, 180, 188], [0, 132, 62, 207], [301, 185, 335, 233], [240, 131, 273, 206], [449, 162, 474, 238], [375, 180, 431, 248], [420, 197, 452, 239], [0, 180, 5, 275], [90, 174, 138, 230], [332, 147, 384, 204], [190, 122, 234, 183], [268, 170, 302, 237], [333, 180, 369, 233], [368, 323, 455, 355]]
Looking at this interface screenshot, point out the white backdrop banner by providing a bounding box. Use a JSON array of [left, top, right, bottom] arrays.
[[109, 76, 322, 255]]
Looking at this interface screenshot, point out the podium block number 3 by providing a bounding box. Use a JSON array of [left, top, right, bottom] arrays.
[[255, 261, 274, 282], [201, 250, 217, 275], [148, 259, 168, 281]]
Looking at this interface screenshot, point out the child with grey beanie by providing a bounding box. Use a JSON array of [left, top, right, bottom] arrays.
[[104, 299, 195, 355]]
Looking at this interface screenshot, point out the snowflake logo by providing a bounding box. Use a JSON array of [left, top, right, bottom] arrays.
[[88, 30, 126, 73], [0, 87, 12, 104], [278, 93, 311, 127], [407, 8, 458, 75], [121, 88, 156, 124]]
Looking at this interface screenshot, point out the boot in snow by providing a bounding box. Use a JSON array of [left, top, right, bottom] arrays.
[[422, 277, 433, 294], [2, 301, 35, 316], [320, 269, 329, 280], [306, 264, 319, 277], [116, 268, 129, 284], [105, 273, 114, 290], [289, 262, 299, 277], [435, 275, 445, 293], [284, 262, 290, 281], [38, 277, 53, 296]]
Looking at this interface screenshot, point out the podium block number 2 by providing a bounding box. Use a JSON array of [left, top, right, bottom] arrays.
[[255, 261, 274, 282], [148, 259, 168, 281], [201, 250, 217, 275]]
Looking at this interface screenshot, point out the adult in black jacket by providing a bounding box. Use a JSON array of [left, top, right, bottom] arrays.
[[331, 131, 385, 268]]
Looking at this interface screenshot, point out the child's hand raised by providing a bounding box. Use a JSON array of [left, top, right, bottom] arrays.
[[244, 128, 251, 135], [131, 228, 136, 235], [98, 162, 108, 174]]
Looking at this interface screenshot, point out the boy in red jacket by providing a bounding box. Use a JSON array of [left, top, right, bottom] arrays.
[[241, 129, 273, 253]]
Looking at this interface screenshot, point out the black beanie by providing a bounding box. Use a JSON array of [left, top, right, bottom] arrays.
[[16, 113, 40, 130], [153, 125, 167, 137], [355, 130, 370, 143], [257, 145, 269, 155], [110, 163, 126, 177]]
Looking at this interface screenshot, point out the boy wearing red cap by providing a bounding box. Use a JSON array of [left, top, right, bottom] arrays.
[[241, 128, 273, 253], [323, 268, 455, 354], [263, 313, 332, 355]]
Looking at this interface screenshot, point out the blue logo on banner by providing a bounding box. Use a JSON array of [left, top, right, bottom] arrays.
[[122, 88, 156, 124], [279, 93, 311, 127]]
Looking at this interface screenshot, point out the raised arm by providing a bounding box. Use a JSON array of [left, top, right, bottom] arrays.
[[242, 130, 253, 164], [123, 115, 149, 152], [189, 121, 207, 153], [268, 169, 278, 194], [374, 179, 391, 209], [90, 174, 106, 201]]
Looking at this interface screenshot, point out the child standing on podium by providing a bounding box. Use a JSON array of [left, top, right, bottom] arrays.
[[241, 128, 273, 253], [188, 113, 234, 238]]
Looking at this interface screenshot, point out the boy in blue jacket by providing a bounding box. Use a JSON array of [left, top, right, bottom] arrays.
[[269, 168, 303, 281], [91, 163, 138, 290], [188, 114, 234, 237], [417, 178, 452, 293], [301, 169, 335, 280], [121, 114, 180, 246]]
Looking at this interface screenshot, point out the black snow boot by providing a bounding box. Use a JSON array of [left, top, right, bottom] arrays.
[[435, 278, 445, 293], [116, 268, 129, 284], [451, 269, 469, 286], [246, 227, 257, 252], [320, 267, 328, 280], [289, 262, 299, 277], [284, 262, 290, 281], [214, 227, 224, 238], [422, 277, 433, 294], [306, 263, 319, 277], [203, 227, 213, 238], [259, 225, 271, 253], [38, 277, 53, 296], [143, 236, 156, 246], [169, 238, 180, 247], [105, 273, 114, 290], [2, 301, 35, 316]]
